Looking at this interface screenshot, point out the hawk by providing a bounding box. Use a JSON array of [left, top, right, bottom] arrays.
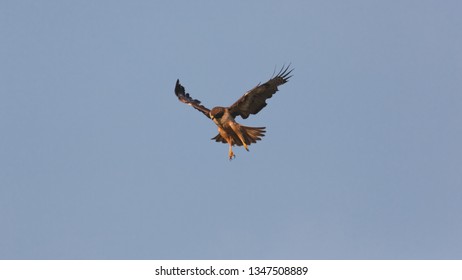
[[174, 65, 293, 160]]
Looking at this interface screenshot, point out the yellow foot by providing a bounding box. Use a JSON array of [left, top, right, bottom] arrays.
[[228, 151, 235, 160], [243, 144, 249, 151]]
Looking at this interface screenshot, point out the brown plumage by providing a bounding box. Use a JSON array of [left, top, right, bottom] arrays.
[[174, 65, 293, 160]]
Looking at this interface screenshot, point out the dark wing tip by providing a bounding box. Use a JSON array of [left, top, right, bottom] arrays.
[[174, 79, 184, 96], [173, 78, 211, 118], [174, 79, 202, 104], [274, 64, 294, 83]]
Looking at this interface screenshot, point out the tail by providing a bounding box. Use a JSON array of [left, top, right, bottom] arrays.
[[212, 126, 266, 146]]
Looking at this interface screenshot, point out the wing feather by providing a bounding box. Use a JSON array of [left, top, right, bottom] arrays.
[[174, 79, 211, 119], [228, 65, 293, 119]]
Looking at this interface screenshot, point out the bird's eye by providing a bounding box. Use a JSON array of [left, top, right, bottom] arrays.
[[214, 112, 224, 119]]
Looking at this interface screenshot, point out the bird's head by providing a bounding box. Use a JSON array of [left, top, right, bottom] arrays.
[[210, 107, 225, 121]]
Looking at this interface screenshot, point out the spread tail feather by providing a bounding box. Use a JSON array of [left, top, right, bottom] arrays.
[[212, 126, 266, 146]]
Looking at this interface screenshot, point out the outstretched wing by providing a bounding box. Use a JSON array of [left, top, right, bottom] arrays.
[[228, 65, 293, 119], [174, 79, 211, 119]]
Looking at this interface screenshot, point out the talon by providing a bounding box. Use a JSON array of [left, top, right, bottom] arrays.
[[228, 151, 235, 160]]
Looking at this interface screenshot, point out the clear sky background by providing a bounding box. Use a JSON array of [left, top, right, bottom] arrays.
[[1, 1, 461, 259]]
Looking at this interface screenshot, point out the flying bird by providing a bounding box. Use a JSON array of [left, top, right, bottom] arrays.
[[174, 65, 293, 160]]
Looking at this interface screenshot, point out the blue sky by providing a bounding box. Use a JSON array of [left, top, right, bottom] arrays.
[[1, 1, 461, 259]]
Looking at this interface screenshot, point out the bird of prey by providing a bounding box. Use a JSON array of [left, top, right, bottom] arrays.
[[174, 65, 293, 160]]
